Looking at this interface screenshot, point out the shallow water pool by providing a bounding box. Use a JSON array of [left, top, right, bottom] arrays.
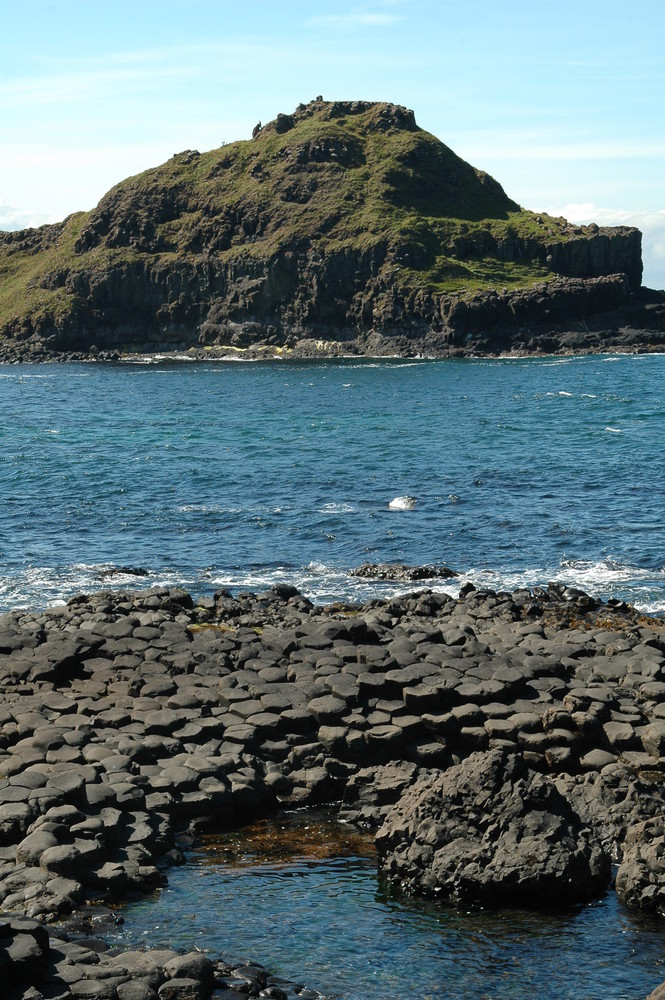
[[106, 812, 665, 1000]]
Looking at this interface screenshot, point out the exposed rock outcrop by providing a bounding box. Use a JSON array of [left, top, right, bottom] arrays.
[[350, 563, 458, 581], [616, 817, 665, 913], [375, 748, 611, 906]]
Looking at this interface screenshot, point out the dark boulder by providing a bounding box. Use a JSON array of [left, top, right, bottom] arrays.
[[375, 748, 610, 906], [616, 815, 665, 913]]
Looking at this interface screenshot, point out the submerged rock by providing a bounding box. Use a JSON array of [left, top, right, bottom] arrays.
[[375, 748, 611, 906]]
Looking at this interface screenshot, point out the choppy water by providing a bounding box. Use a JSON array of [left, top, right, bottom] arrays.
[[107, 813, 665, 1000], [1, 352, 665, 612]]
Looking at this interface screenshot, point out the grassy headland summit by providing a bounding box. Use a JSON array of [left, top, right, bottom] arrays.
[[1, 97, 664, 361]]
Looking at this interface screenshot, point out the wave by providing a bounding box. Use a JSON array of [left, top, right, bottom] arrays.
[[0, 563, 186, 612], [319, 502, 356, 514], [2, 555, 664, 616], [461, 558, 665, 614]]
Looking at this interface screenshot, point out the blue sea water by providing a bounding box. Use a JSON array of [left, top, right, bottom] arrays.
[[1, 352, 665, 613]]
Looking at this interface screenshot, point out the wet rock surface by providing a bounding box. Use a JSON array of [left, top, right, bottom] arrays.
[[350, 562, 458, 581], [1, 579, 665, 995], [0, 912, 308, 1000], [616, 816, 665, 914]]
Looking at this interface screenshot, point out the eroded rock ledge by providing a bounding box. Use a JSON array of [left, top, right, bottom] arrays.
[[2, 580, 665, 997]]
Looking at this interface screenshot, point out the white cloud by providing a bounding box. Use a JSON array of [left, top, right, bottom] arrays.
[[541, 203, 665, 291], [307, 5, 401, 28], [0, 200, 56, 231]]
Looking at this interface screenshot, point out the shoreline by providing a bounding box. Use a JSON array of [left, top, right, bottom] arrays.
[[3, 335, 665, 366], [3, 581, 665, 997], [2, 569, 665, 622]]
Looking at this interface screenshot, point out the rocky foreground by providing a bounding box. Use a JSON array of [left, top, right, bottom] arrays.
[[3, 580, 665, 998]]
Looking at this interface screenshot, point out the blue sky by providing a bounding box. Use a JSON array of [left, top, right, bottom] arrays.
[[1, 0, 663, 287]]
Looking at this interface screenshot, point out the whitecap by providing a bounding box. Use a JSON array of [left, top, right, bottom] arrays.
[[558, 391, 574, 397], [458, 558, 665, 614], [320, 502, 356, 514], [558, 558, 661, 586], [388, 496, 417, 510], [605, 426, 622, 434], [0, 561, 188, 612]]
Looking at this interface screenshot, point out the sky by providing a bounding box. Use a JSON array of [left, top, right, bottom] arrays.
[[1, 0, 663, 288]]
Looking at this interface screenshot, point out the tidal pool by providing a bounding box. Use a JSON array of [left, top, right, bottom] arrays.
[[107, 812, 665, 1000]]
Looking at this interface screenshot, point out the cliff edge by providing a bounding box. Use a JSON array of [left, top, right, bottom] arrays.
[[1, 98, 663, 360]]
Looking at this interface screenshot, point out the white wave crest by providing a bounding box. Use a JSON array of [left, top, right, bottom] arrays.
[[388, 496, 417, 510]]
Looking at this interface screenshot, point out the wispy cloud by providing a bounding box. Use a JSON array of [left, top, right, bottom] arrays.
[[0, 200, 56, 231], [307, 5, 402, 29]]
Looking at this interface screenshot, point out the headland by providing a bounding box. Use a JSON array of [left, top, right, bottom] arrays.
[[1, 98, 664, 363]]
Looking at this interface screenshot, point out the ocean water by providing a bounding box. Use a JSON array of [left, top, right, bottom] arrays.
[[107, 813, 665, 1000], [1, 352, 665, 614]]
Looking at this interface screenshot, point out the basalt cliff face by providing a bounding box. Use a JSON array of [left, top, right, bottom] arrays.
[[0, 99, 663, 360]]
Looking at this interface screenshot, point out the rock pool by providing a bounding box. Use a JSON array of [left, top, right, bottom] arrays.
[[107, 812, 665, 1000]]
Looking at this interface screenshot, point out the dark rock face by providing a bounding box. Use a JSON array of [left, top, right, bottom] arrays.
[[375, 748, 610, 906], [616, 817, 665, 913], [0, 921, 300, 1000]]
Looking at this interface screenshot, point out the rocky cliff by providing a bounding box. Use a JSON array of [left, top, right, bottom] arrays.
[[0, 98, 662, 361]]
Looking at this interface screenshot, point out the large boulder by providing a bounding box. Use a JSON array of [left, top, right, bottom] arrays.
[[375, 748, 610, 906], [616, 816, 665, 913]]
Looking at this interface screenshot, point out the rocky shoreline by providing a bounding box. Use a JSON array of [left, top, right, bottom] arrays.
[[1, 282, 664, 366], [2, 317, 665, 367], [3, 580, 665, 997]]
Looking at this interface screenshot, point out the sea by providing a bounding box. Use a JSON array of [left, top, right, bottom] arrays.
[[3, 351, 665, 999], [1, 351, 664, 615]]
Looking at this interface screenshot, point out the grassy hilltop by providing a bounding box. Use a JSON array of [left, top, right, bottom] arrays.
[[0, 99, 648, 358]]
